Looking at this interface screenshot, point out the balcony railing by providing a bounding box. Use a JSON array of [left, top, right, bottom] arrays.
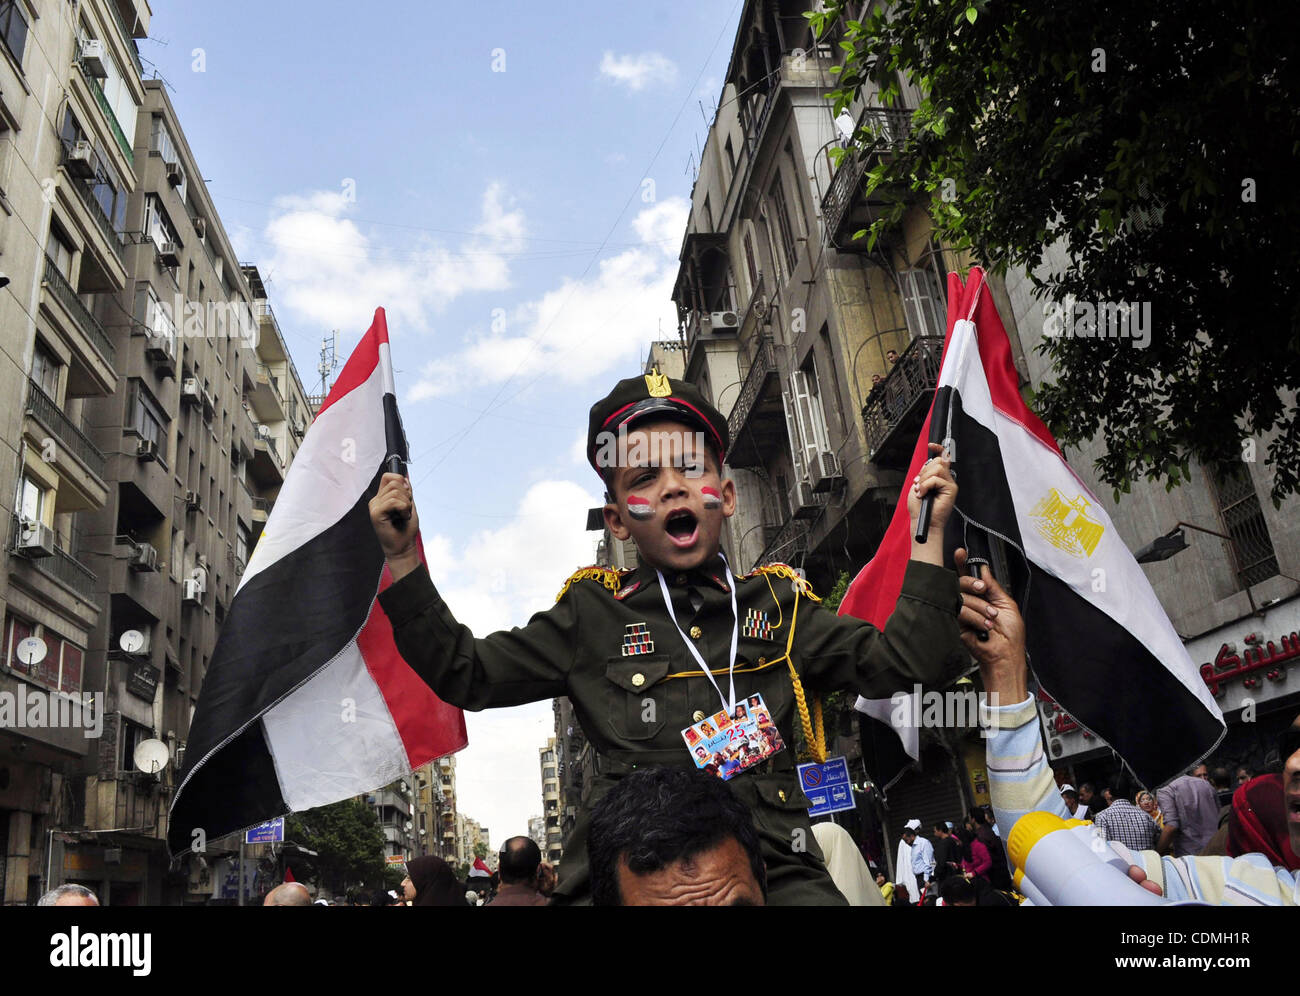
[[10, 517, 99, 604], [861, 335, 945, 461], [43, 255, 116, 368], [104, 0, 144, 76], [257, 363, 284, 406], [726, 334, 778, 465], [77, 59, 133, 165], [821, 108, 913, 244], [754, 517, 810, 570], [62, 144, 125, 261], [250, 496, 274, 516], [25, 379, 107, 481]]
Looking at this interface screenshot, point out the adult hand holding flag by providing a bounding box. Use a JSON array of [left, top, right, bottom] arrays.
[[168, 308, 467, 855]]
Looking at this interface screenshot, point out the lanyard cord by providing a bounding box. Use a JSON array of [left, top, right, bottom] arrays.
[[655, 553, 739, 714]]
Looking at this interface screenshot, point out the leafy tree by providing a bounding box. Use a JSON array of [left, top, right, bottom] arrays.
[[472, 841, 489, 861], [284, 798, 387, 896], [810, 1, 1299, 502]]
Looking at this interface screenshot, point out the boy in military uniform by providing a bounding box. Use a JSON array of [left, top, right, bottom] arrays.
[[369, 373, 967, 905]]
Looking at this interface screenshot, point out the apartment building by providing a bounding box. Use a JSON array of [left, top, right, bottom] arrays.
[[433, 753, 459, 861], [0, 0, 154, 907], [538, 736, 561, 864]]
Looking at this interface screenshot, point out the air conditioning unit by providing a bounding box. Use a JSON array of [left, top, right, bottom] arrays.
[[130, 542, 159, 573], [789, 479, 824, 520], [256, 424, 271, 440], [707, 311, 740, 335], [809, 450, 845, 493], [181, 378, 201, 405], [145, 331, 174, 361], [157, 242, 180, 267], [78, 39, 108, 77], [165, 161, 185, 187], [65, 140, 97, 178], [192, 217, 207, 239], [15, 519, 56, 558], [182, 577, 203, 603], [136, 437, 159, 462], [185, 489, 202, 512]]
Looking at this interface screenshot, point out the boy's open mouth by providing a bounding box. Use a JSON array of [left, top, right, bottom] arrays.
[[665, 509, 699, 547]]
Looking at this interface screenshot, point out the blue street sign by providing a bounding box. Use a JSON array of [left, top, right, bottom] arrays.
[[245, 817, 285, 844], [796, 756, 856, 816]]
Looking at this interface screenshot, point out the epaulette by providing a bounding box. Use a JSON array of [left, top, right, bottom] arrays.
[[555, 565, 627, 603], [743, 563, 821, 602]]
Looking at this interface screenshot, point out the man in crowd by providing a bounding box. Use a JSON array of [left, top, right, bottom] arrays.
[[262, 882, 313, 906], [1094, 773, 1160, 851], [1156, 762, 1220, 857], [588, 767, 766, 906], [37, 884, 98, 906], [1060, 784, 1088, 819], [488, 836, 548, 907], [1079, 782, 1106, 815], [931, 820, 961, 883], [902, 819, 935, 897]]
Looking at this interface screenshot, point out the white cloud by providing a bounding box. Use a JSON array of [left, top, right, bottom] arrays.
[[259, 183, 525, 338], [407, 197, 689, 401], [599, 51, 678, 91], [417, 478, 603, 847]]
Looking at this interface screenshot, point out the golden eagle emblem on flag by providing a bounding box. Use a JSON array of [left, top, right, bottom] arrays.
[[1029, 489, 1105, 558]]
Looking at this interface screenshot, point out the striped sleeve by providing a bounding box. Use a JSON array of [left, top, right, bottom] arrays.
[[983, 694, 1069, 833]]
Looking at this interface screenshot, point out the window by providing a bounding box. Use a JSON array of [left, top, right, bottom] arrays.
[[818, 327, 848, 434], [17, 474, 46, 524], [144, 195, 179, 253], [743, 231, 759, 298], [724, 135, 736, 180], [1210, 466, 1280, 588], [783, 142, 808, 239], [91, 145, 127, 234], [782, 365, 832, 483], [129, 380, 167, 450], [701, 196, 713, 232], [5, 611, 85, 693], [898, 268, 946, 339], [120, 719, 152, 772], [136, 283, 177, 345], [4, 612, 34, 672], [768, 173, 798, 273], [0, 1, 29, 66], [31, 341, 61, 398], [149, 116, 188, 198], [46, 225, 74, 279]]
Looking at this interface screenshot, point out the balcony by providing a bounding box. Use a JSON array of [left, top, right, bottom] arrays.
[[57, 149, 126, 290], [821, 108, 913, 250], [8, 516, 101, 610], [76, 59, 133, 166], [725, 334, 784, 468], [861, 336, 945, 468], [40, 256, 116, 397], [247, 424, 284, 487], [754, 517, 810, 570], [24, 380, 109, 512], [248, 363, 286, 421]]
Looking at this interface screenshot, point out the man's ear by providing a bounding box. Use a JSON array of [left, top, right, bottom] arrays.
[[604, 501, 631, 541]]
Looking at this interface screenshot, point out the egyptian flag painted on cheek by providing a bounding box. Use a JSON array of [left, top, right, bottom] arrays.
[[167, 308, 467, 854], [842, 268, 1223, 789], [626, 495, 655, 520], [701, 486, 722, 510]]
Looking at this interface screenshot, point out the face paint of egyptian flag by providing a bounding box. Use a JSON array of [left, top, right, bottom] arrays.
[[626, 495, 655, 521], [701, 486, 722, 510]]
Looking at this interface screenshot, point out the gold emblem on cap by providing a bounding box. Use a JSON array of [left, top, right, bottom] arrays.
[[644, 365, 671, 398]]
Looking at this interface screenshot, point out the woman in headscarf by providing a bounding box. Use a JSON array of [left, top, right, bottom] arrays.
[[402, 855, 469, 906], [1227, 774, 1300, 871], [1135, 789, 1163, 828], [955, 827, 991, 881]]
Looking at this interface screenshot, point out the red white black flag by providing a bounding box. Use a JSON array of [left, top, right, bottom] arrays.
[[168, 309, 467, 853], [842, 269, 1223, 788]]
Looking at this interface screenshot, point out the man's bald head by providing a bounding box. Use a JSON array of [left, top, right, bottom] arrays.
[[263, 882, 312, 906]]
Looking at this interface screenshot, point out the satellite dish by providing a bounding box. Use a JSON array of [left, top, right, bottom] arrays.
[[16, 636, 46, 666], [133, 738, 170, 774], [119, 630, 146, 654], [834, 109, 855, 142]]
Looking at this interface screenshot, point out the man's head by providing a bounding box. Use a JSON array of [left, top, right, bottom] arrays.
[[932, 821, 949, 837], [498, 836, 542, 887], [1061, 787, 1079, 814], [262, 882, 312, 906], [1191, 764, 1209, 781], [1280, 714, 1300, 856], [886, 349, 899, 365], [1079, 782, 1097, 802], [1236, 765, 1253, 787], [37, 884, 98, 907], [939, 876, 976, 907], [1210, 766, 1232, 791], [902, 818, 921, 844], [589, 766, 766, 906], [588, 374, 734, 571]]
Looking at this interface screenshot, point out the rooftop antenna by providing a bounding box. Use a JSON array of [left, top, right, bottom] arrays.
[[317, 330, 338, 400]]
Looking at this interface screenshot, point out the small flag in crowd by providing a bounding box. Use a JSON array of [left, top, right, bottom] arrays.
[[842, 268, 1223, 789], [168, 309, 467, 854]]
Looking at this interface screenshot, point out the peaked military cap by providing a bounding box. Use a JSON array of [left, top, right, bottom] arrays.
[[587, 370, 729, 478]]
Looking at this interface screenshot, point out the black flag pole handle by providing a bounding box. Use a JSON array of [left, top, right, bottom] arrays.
[[963, 528, 994, 642], [915, 396, 950, 543], [386, 453, 410, 530]]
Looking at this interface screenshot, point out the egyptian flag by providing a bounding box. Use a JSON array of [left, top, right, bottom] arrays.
[[469, 857, 491, 879], [168, 309, 467, 854], [842, 268, 1223, 788]]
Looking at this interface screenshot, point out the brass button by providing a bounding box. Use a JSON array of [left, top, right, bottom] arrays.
[[689, 625, 703, 640], [692, 710, 706, 723], [631, 673, 645, 687], [779, 790, 787, 802], [757, 656, 767, 666]]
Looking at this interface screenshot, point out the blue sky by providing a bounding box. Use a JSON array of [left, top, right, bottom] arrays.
[[143, 1, 746, 847]]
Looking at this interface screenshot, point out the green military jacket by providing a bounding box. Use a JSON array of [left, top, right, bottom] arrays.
[[377, 554, 967, 905]]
